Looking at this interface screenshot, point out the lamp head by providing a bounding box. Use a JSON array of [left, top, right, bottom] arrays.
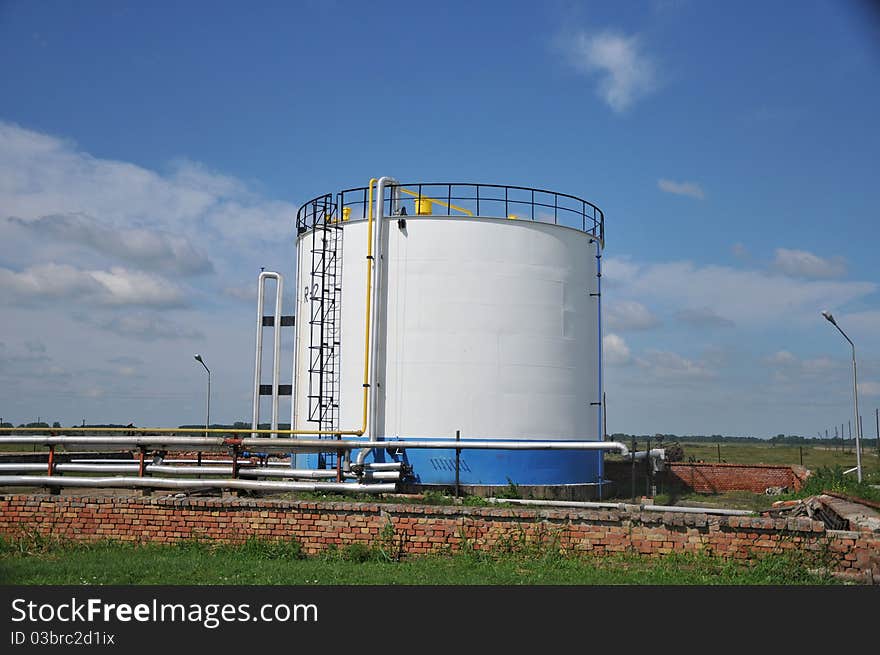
[[194, 354, 203, 363], [821, 310, 836, 325]]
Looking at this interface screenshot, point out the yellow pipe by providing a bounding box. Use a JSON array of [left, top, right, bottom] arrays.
[[3, 179, 385, 441], [398, 187, 473, 216], [361, 177, 378, 436]]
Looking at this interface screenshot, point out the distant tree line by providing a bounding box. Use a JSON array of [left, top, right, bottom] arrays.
[[609, 432, 879, 448]]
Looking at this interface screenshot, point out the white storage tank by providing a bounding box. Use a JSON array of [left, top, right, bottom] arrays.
[[291, 180, 605, 489]]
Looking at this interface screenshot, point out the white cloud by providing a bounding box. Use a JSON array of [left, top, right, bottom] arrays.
[[0, 121, 303, 426], [773, 248, 846, 279], [636, 349, 715, 380], [603, 257, 874, 328], [562, 30, 658, 112], [605, 300, 660, 331], [74, 312, 204, 341], [0, 263, 185, 307], [766, 350, 797, 366], [764, 350, 844, 377], [107, 356, 144, 366], [676, 307, 734, 328], [731, 243, 748, 258], [602, 257, 640, 288], [860, 381, 880, 396], [24, 340, 46, 354], [5, 214, 213, 275], [0, 121, 296, 250], [603, 333, 632, 365], [657, 178, 705, 200]]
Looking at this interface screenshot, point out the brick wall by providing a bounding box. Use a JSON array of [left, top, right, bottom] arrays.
[[0, 494, 876, 581], [605, 461, 809, 496], [666, 463, 810, 494]]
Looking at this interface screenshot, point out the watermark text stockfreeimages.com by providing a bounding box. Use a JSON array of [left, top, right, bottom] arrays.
[[10, 597, 318, 630]]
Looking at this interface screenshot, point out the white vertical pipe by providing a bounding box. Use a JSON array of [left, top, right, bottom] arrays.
[[290, 237, 303, 437], [271, 273, 283, 439], [252, 271, 283, 440], [369, 177, 397, 442], [252, 273, 266, 439]]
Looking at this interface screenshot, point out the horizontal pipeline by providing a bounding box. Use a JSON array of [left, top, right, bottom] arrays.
[[71, 458, 290, 467], [0, 475, 396, 494], [485, 497, 753, 516], [0, 435, 630, 456], [0, 463, 399, 481]]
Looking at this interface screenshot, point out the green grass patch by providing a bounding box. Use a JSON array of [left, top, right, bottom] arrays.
[[0, 534, 840, 586], [778, 466, 880, 504], [673, 442, 880, 476]]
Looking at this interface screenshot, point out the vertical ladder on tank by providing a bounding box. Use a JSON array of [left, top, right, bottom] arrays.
[[305, 196, 343, 468]]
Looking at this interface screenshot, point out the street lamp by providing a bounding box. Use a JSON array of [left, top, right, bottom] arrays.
[[194, 354, 211, 439], [821, 310, 862, 482]]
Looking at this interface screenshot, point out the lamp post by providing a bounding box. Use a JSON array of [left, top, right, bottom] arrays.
[[821, 310, 862, 482], [194, 354, 211, 439]]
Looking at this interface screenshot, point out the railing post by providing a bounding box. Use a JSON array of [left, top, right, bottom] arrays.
[[47, 445, 55, 476]]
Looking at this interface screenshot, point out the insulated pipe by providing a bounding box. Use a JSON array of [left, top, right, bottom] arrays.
[[595, 236, 604, 443], [290, 226, 303, 432], [0, 475, 396, 494], [627, 448, 665, 461], [238, 468, 400, 481], [238, 468, 338, 479], [252, 271, 283, 439], [361, 462, 402, 471], [485, 497, 754, 516], [369, 176, 398, 441], [349, 470, 401, 481], [353, 439, 630, 466], [360, 178, 379, 437], [0, 463, 264, 476], [70, 459, 292, 467], [0, 462, 403, 481], [0, 435, 631, 456]]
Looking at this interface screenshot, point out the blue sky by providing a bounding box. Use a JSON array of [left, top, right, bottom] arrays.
[[1, 0, 879, 437]]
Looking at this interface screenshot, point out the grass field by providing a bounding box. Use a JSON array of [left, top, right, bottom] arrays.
[[0, 538, 840, 586], [675, 441, 880, 475]]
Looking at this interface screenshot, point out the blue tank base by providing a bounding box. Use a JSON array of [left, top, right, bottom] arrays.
[[399, 448, 604, 487], [293, 441, 608, 500]]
